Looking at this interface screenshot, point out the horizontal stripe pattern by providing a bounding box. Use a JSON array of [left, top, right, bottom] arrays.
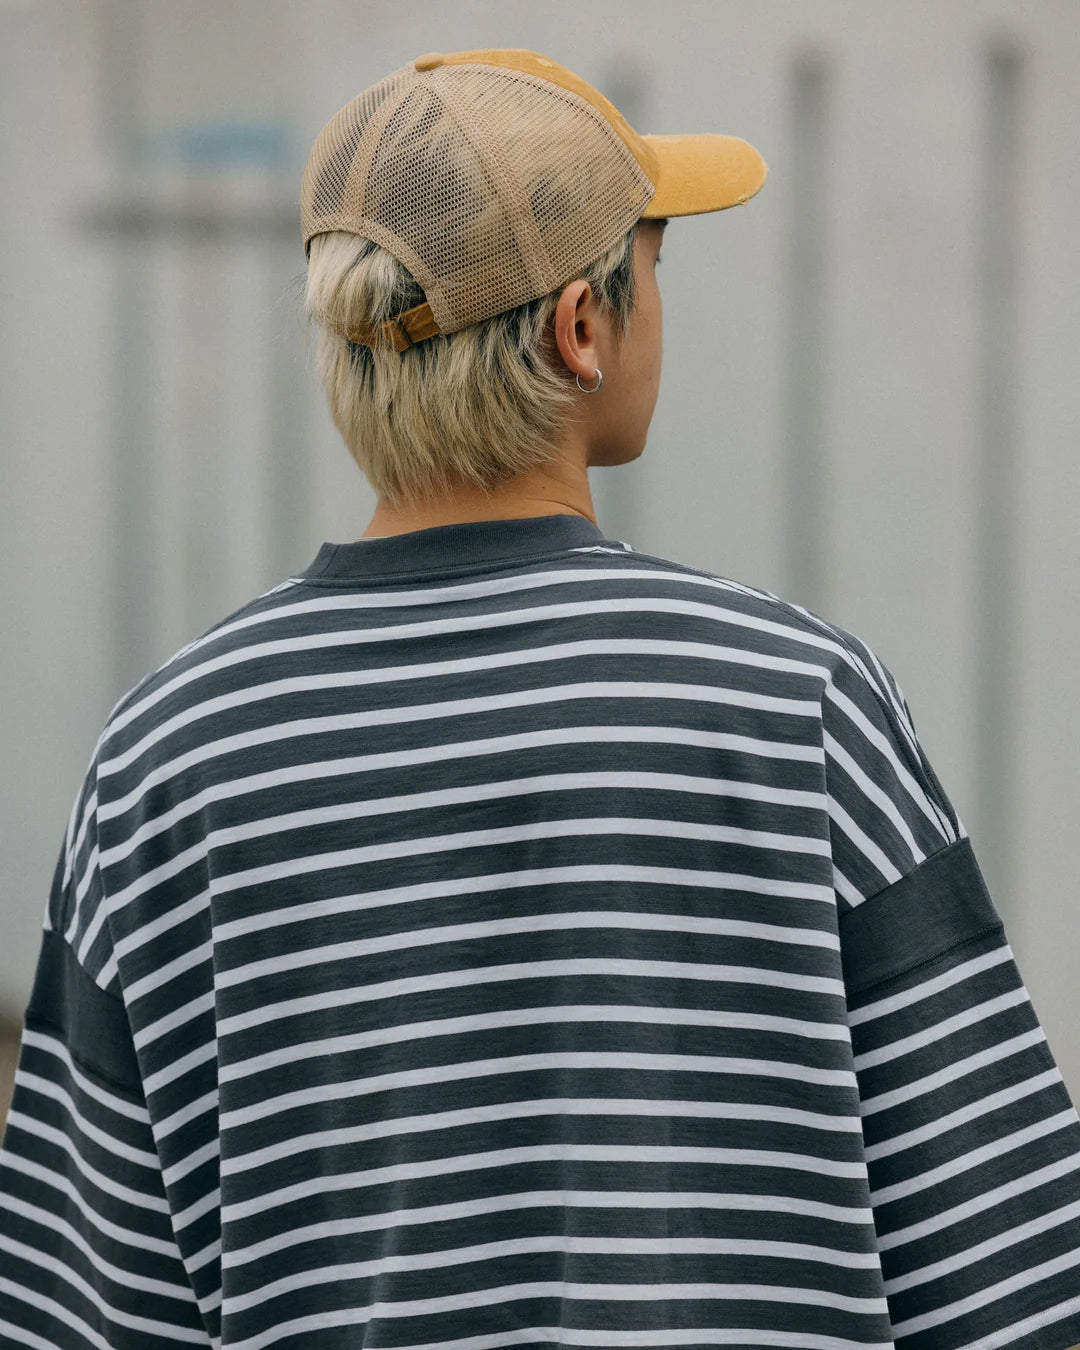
[[2, 513, 1079, 1350]]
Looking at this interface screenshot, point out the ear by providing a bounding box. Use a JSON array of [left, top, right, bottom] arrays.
[[553, 279, 601, 386]]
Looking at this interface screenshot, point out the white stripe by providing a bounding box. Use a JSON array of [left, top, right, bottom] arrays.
[[220, 1142, 870, 1226], [889, 1247, 1080, 1339], [95, 950, 119, 989], [19, 1027, 149, 1123], [219, 1056, 858, 1175], [947, 1295, 1080, 1350], [99, 610, 832, 775], [825, 797, 904, 891], [0, 1317, 75, 1350], [824, 678, 955, 846], [225, 1231, 884, 1317], [219, 999, 850, 1089], [125, 940, 211, 1004], [185, 1234, 222, 1274], [0, 1249, 206, 1345], [163, 1138, 219, 1188], [876, 1148, 1080, 1253], [853, 985, 1031, 1070], [884, 1194, 1080, 1296], [846, 944, 1013, 1026], [218, 773, 826, 860], [65, 834, 99, 947], [221, 1185, 875, 1271], [61, 781, 92, 893], [102, 748, 822, 873], [212, 816, 829, 914], [0, 1152, 177, 1256], [0, 1279, 115, 1350], [99, 639, 826, 793], [214, 955, 844, 1041], [215, 809, 826, 879], [864, 1068, 1062, 1162], [98, 842, 207, 925], [107, 793, 826, 918], [210, 883, 834, 995], [869, 1109, 1079, 1208], [822, 727, 925, 866], [859, 1028, 1050, 1118], [3, 1111, 169, 1212], [99, 684, 823, 829], [831, 864, 864, 909], [75, 887, 109, 967], [197, 1284, 221, 1317], [154, 1088, 219, 1141], [214, 853, 831, 939], [224, 1277, 889, 1350], [135, 992, 215, 1052], [862, 646, 922, 765], [221, 1089, 860, 1175], [102, 563, 860, 739], [172, 1185, 219, 1231], [0, 1194, 197, 1302], [142, 1042, 218, 1098], [114, 890, 210, 959], [13, 1071, 158, 1168]]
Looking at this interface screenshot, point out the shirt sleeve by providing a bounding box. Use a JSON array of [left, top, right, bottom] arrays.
[[0, 747, 211, 1348], [821, 625, 1080, 1349]]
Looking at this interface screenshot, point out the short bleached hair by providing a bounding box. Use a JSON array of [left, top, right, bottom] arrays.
[[302, 225, 638, 509]]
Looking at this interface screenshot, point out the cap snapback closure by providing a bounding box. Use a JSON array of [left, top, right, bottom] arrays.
[[343, 300, 443, 353]]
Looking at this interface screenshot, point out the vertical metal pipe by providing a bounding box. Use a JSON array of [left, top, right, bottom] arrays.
[[783, 49, 832, 610], [266, 242, 316, 580], [100, 0, 160, 696], [974, 38, 1024, 902]]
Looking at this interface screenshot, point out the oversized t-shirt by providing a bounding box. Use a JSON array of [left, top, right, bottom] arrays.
[[2, 511, 1079, 1350]]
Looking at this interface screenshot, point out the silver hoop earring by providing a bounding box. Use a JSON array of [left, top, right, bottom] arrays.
[[575, 368, 603, 394]]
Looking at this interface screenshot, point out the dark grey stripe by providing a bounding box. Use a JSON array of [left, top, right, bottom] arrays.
[[840, 836, 1005, 996], [25, 929, 141, 1093]]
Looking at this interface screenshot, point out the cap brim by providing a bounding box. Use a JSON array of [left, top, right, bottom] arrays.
[[640, 133, 768, 218]]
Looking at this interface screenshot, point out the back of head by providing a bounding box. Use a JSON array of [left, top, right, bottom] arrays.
[[303, 226, 637, 510], [298, 49, 768, 509]]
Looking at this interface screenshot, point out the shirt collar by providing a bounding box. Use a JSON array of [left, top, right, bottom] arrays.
[[296, 512, 616, 582]]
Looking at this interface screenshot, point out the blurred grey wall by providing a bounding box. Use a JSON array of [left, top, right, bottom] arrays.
[[2, 0, 1078, 1089]]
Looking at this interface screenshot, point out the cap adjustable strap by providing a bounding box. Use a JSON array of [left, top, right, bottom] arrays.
[[343, 301, 443, 353]]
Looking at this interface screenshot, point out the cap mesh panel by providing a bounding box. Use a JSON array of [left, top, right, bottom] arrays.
[[300, 61, 654, 333], [303, 68, 412, 227]]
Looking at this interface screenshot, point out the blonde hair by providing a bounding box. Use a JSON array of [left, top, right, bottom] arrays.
[[302, 226, 638, 509]]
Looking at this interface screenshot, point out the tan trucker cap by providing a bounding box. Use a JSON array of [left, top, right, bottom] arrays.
[[300, 47, 768, 353]]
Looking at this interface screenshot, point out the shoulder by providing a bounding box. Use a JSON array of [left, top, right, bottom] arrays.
[[603, 546, 917, 708], [607, 547, 964, 884], [98, 577, 312, 768]]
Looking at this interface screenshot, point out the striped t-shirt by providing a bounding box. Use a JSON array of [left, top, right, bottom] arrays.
[[2, 510, 1080, 1350]]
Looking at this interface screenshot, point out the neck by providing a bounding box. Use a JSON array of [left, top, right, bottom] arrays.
[[361, 432, 596, 539]]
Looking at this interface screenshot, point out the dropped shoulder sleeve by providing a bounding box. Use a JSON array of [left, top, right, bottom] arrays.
[[0, 737, 211, 1348], [819, 619, 1080, 1349]]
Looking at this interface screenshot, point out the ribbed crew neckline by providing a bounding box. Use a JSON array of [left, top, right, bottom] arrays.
[[296, 513, 621, 582]]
